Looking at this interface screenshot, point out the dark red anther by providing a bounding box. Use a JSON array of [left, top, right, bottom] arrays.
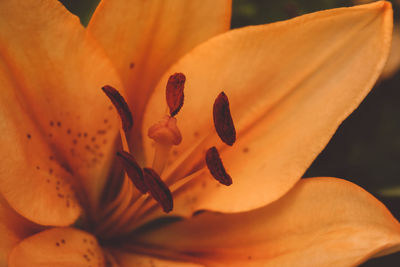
[[166, 73, 185, 117], [205, 146, 232, 186], [213, 92, 236, 146], [116, 151, 147, 194], [143, 168, 173, 213], [101, 85, 133, 132]]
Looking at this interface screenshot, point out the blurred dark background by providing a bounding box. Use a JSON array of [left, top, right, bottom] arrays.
[[59, 0, 400, 265]]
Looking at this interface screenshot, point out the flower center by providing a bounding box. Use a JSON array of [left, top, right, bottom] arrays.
[[94, 73, 237, 239]]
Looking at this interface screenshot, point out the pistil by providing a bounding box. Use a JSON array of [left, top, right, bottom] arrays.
[[147, 73, 186, 175], [148, 115, 182, 174]]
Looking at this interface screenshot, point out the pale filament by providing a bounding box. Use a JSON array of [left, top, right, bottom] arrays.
[[119, 171, 204, 235], [95, 176, 134, 235]]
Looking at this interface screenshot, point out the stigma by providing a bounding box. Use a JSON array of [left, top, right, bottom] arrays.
[[148, 115, 182, 146]]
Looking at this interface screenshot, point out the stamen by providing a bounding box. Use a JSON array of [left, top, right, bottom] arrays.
[[101, 85, 133, 132], [205, 146, 232, 186], [166, 73, 186, 117], [213, 92, 236, 146], [143, 168, 173, 213], [116, 151, 147, 194]]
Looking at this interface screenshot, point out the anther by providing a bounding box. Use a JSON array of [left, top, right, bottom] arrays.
[[213, 92, 236, 146], [101, 85, 133, 132], [205, 146, 232, 186], [143, 168, 173, 213], [166, 73, 186, 117], [116, 151, 147, 194]]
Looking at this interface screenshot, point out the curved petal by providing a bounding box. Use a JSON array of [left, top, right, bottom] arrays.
[[130, 178, 400, 267], [112, 250, 202, 267], [0, 0, 124, 213], [381, 23, 400, 79], [142, 1, 393, 213], [88, 0, 232, 155], [9, 227, 105, 267], [0, 195, 39, 267], [0, 58, 82, 225]]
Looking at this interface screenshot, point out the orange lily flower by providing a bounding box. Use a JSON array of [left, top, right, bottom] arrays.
[[0, 0, 399, 266]]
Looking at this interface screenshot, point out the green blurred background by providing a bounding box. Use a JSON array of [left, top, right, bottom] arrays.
[[59, 0, 400, 265]]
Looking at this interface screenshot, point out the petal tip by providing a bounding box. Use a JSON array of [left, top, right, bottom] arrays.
[[379, 1, 392, 11], [367, 1, 392, 14]]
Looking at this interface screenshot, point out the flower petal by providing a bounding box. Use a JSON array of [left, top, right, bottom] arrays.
[[0, 0, 123, 212], [9, 227, 105, 267], [0, 59, 82, 225], [131, 178, 400, 266], [381, 23, 400, 79], [0, 195, 39, 267], [112, 250, 202, 267], [88, 0, 232, 155], [143, 1, 393, 213]]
